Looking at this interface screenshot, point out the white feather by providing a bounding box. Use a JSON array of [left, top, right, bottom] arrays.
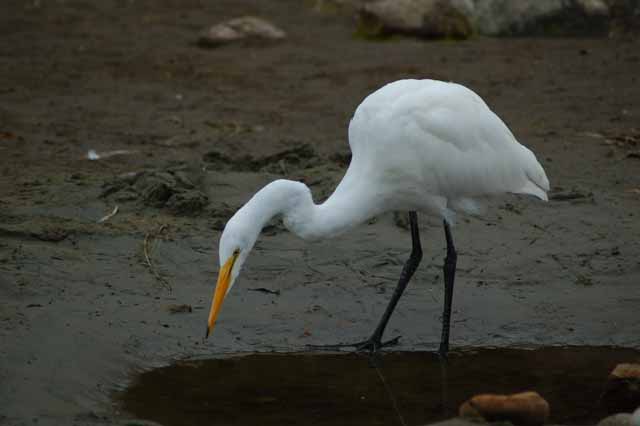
[[346, 79, 549, 217]]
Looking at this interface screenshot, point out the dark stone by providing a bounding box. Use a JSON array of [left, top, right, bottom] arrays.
[[602, 363, 640, 414]]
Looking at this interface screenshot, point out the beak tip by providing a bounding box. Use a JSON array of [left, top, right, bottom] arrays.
[[205, 326, 210, 339]]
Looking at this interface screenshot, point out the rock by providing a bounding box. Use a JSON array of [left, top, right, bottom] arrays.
[[598, 413, 634, 426], [357, 0, 474, 39], [357, 0, 618, 38], [602, 363, 640, 413], [473, 0, 610, 36], [198, 16, 286, 47], [633, 407, 640, 426], [612, 364, 640, 378], [459, 391, 550, 426]]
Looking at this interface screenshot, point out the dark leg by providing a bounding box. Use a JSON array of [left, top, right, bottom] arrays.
[[439, 220, 457, 359], [363, 211, 422, 350], [308, 211, 423, 355], [439, 354, 450, 416]]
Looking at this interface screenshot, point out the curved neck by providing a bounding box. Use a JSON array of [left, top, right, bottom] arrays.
[[295, 179, 382, 240], [233, 177, 383, 242]]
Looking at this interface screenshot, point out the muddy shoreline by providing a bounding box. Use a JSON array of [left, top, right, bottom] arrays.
[[1, 1, 640, 425]]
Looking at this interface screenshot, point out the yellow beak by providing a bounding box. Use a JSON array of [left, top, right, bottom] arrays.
[[206, 251, 239, 338]]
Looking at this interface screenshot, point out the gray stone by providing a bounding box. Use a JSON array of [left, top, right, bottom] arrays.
[[632, 407, 640, 426], [473, 0, 610, 36], [355, 0, 619, 38], [598, 413, 634, 426], [603, 363, 640, 414], [358, 0, 475, 39], [198, 16, 286, 47]]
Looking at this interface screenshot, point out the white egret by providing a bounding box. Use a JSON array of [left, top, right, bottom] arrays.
[[206, 79, 549, 358]]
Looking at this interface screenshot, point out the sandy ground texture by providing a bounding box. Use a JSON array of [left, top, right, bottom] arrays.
[[1, 1, 640, 425]]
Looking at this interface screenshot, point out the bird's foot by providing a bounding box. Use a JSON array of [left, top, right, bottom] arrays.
[[354, 335, 401, 353], [306, 335, 401, 354], [354, 335, 401, 367]]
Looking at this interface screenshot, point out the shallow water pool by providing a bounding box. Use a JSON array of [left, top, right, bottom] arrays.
[[121, 346, 640, 426]]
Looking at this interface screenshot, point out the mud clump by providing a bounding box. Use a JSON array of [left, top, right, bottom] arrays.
[[33, 227, 69, 242], [0, 224, 70, 242], [101, 165, 208, 216], [136, 172, 176, 207], [165, 304, 193, 314], [165, 191, 208, 216], [203, 144, 318, 173]]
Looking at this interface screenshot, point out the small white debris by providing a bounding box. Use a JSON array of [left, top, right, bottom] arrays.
[[87, 149, 136, 160], [87, 149, 100, 160]]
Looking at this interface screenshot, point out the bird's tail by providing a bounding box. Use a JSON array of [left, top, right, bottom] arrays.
[[515, 148, 550, 201]]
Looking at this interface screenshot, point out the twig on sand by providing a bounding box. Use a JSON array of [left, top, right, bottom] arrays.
[[97, 205, 119, 223], [144, 224, 172, 292]]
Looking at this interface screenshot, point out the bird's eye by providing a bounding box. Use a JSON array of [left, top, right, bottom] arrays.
[[233, 248, 240, 256]]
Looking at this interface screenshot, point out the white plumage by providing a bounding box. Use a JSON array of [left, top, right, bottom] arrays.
[[206, 79, 550, 354], [345, 79, 548, 219]]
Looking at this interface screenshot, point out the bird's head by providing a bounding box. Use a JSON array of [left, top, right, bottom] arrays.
[[204, 179, 314, 339], [205, 213, 257, 338]]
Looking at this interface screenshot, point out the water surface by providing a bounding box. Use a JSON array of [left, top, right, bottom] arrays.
[[122, 346, 640, 426]]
